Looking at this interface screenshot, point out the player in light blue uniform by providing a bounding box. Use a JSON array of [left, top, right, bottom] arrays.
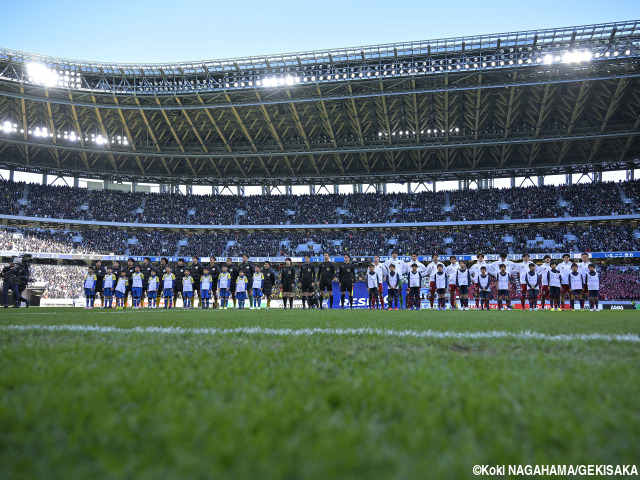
[[200, 268, 213, 309], [83, 266, 97, 309]]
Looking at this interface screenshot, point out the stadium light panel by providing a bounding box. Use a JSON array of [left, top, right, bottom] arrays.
[[2, 121, 13, 134], [27, 62, 59, 87], [543, 54, 554, 65]]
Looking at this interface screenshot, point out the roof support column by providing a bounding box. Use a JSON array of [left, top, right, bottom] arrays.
[[8, 170, 13, 181], [627, 169, 635, 181], [511, 176, 516, 188], [538, 176, 544, 187], [566, 173, 573, 186]]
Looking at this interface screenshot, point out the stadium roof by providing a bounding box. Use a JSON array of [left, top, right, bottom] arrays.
[[0, 20, 639, 185]]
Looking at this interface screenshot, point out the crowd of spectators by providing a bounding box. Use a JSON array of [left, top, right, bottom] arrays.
[[560, 182, 632, 217], [0, 178, 637, 225], [2, 223, 638, 258], [448, 189, 503, 221], [506, 185, 564, 219], [0, 179, 25, 215], [23, 183, 88, 219], [85, 190, 144, 222], [599, 265, 640, 300], [30, 265, 86, 300]]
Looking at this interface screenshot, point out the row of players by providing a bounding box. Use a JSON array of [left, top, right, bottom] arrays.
[[80, 251, 600, 311]]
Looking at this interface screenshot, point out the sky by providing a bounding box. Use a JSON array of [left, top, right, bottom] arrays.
[[1, 0, 637, 64]]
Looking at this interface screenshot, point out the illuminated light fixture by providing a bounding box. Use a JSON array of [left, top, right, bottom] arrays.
[[1, 121, 14, 134], [613, 51, 619, 57], [27, 62, 59, 87], [561, 50, 592, 63], [543, 54, 554, 64], [491, 61, 496, 66], [517, 59, 522, 64], [605, 51, 610, 57], [625, 49, 631, 55], [473, 63, 478, 68], [482, 62, 487, 67], [366, 72, 371, 77], [95, 135, 107, 145]]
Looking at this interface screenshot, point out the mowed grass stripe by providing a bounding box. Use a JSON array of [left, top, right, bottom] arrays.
[[2, 323, 639, 343]]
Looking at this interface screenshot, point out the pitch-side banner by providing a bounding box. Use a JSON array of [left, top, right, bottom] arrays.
[[327, 281, 409, 309]]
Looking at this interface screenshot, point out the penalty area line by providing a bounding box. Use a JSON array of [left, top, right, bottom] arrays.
[[0, 324, 638, 343]]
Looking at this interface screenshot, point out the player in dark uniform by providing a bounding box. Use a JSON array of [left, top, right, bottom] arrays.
[[298, 255, 315, 309], [207, 257, 222, 308], [125, 258, 136, 308], [140, 257, 154, 306], [190, 256, 204, 308], [280, 257, 296, 309], [225, 257, 239, 308], [156, 257, 169, 307], [262, 261, 277, 309], [173, 258, 186, 305], [316, 252, 336, 309], [111, 261, 122, 280], [93, 260, 106, 306], [338, 254, 357, 309], [238, 254, 255, 309]]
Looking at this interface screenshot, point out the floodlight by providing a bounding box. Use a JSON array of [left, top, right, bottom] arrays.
[[27, 62, 59, 87], [1, 121, 12, 134]]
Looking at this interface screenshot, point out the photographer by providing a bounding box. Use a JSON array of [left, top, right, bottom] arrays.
[[2, 262, 29, 308]]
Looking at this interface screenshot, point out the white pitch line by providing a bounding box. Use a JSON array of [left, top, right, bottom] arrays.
[[0, 324, 638, 343]]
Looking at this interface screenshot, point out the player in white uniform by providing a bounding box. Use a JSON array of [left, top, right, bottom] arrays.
[[524, 263, 541, 311], [585, 263, 600, 311], [538, 255, 552, 310], [445, 255, 460, 309], [476, 266, 492, 311], [455, 261, 472, 310], [425, 253, 445, 309], [433, 264, 449, 310], [495, 263, 512, 310], [384, 251, 406, 309], [470, 253, 490, 309], [515, 253, 538, 310], [407, 264, 423, 311], [373, 255, 389, 309], [405, 253, 427, 309], [386, 264, 401, 310], [568, 263, 585, 310], [577, 253, 591, 309], [366, 263, 383, 310], [547, 261, 563, 311], [489, 253, 515, 276], [557, 253, 573, 310]]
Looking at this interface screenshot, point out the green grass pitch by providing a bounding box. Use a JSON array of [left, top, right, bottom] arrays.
[[1, 308, 639, 480]]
